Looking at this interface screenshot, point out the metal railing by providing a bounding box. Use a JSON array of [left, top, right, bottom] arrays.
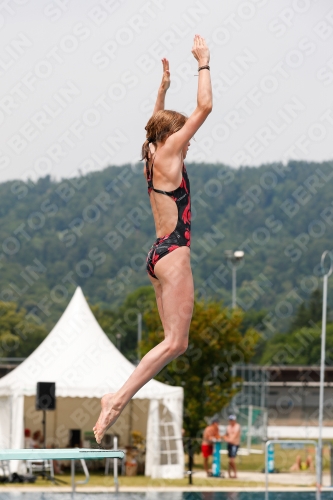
[[104, 436, 120, 493], [70, 437, 120, 497], [71, 459, 89, 498], [318, 251, 333, 495], [265, 440, 319, 500], [114, 437, 119, 493]]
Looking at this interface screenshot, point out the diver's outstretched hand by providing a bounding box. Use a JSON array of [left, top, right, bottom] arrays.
[[192, 34, 210, 66], [160, 57, 170, 92]]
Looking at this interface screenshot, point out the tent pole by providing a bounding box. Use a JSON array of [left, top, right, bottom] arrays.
[[10, 396, 13, 449], [129, 400, 133, 446]]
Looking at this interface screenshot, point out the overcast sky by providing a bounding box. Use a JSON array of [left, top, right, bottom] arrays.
[[1, 0, 332, 183]]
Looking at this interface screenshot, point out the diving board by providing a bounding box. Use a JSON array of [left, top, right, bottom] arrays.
[[0, 449, 125, 461]]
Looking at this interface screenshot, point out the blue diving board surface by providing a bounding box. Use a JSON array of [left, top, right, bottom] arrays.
[[0, 449, 125, 460]]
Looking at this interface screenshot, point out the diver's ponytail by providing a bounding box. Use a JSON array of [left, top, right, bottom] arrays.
[[141, 138, 154, 161], [141, 110, 187, 161]]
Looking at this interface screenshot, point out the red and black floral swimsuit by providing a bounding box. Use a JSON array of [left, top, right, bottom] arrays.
[[146, 158, 191, 279]]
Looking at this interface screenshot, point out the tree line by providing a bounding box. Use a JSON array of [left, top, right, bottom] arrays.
[[0, 160, 332, 336]]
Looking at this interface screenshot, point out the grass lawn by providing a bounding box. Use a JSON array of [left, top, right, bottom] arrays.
[[191, 445, 330, 473]]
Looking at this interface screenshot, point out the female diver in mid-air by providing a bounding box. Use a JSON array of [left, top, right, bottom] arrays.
[[94, 34, 212, 444]]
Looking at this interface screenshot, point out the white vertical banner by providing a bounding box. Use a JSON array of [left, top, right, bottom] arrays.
[[161, 396, 184, 479], [10, 394, 24, 473], [0, 397, 11, 448], [145, 398, 160, 477]]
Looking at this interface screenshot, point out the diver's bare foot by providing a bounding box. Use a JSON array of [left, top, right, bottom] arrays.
[[93, 393, 121, 444]]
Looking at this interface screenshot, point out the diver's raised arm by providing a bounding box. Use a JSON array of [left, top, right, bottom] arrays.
[[153, 58, 170, 114], [194, 35, 212, 113], [165, 35, 212, 153]]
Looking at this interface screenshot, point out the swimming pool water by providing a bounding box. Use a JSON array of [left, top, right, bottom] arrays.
[[1, 493, 332, 500]]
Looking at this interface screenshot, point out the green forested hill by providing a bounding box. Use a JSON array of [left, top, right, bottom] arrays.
[[1, 160, 332, 334]]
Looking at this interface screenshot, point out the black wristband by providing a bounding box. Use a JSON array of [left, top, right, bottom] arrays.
[[198, 65, 210, 71]]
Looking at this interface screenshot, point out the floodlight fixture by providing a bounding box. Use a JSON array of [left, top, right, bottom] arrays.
[[224, 250, 245, 308], [234, 250, 245, 260]]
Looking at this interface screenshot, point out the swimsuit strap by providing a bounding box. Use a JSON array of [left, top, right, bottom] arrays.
[[149, 154, 175, 197]]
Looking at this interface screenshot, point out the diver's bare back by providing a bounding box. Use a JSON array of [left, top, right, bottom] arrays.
[[146, 148, 185, 238]]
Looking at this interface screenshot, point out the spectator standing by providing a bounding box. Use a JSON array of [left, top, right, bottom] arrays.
[[201, 418, 220, 476], [223, 415, 241, 478]]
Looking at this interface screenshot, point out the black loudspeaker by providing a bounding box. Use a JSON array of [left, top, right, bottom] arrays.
[[69, 429, 81, 447], [36, 382, 56, 410]]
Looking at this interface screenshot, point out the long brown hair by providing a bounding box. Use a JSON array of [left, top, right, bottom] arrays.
[[141, 110, 187, 161]]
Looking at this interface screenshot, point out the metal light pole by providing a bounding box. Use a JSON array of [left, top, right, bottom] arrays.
[[225, 250, 245, 308], [232, 265, 237, 309], [317, 250, 333, 494]]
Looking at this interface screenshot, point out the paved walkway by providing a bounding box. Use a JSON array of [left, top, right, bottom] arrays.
[[194, 470, 329, 486]]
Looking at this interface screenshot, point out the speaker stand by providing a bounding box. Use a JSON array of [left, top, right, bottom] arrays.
[[36, 410, 67, 485], [42, 410, 46, 449]]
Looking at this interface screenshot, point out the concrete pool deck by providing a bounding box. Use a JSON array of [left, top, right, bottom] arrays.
[[0, 471, 331, 493]]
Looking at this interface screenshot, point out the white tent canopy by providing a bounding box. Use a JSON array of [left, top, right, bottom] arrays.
[[0, 287, 184, 478]]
